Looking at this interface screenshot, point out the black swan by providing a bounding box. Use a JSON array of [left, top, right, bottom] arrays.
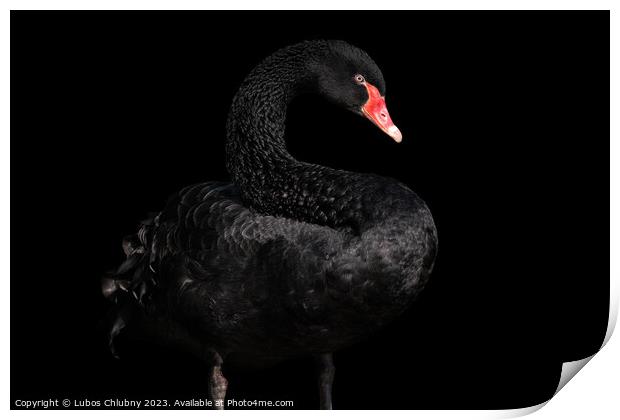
[[103, 40, 438, 409]]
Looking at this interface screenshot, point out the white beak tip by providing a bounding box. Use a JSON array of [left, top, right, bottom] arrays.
[[388, 126, 403, 143]]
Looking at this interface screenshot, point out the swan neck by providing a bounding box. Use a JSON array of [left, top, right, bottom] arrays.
[[224, 42, 401, 232], [225, 44, 321, 202]]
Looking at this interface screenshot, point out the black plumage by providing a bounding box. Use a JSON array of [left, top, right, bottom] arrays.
[[103, 40, 437, 409]]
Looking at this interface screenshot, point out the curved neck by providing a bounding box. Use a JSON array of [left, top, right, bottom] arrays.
[[225, 58, 301, 178], [225, 43, 399, 232], [226, 42, 331, 173], [226, 44, 326, 211]]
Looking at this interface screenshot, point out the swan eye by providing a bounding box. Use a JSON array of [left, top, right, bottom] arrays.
[[353, 74, 365, 84]]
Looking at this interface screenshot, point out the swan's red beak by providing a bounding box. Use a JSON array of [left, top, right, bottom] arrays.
[[361, 82, 402, 143]]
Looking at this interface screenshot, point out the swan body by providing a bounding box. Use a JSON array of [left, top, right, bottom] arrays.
[[104, 40, 437, 409]]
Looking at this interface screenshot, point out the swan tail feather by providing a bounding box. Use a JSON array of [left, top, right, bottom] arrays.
[[101, 216, 158, 357]]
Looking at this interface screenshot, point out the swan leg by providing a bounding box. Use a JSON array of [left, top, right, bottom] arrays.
[[206, 350, 228, 410], [315, 353, 335, 410]]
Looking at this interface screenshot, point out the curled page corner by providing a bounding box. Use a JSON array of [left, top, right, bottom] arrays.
[[553, 355, 595, 396], [551, 289, 619, 397], [490, 291, 617, 419], [490, 355, 599, 419]]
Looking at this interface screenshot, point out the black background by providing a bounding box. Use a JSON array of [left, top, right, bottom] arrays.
[[11, 11, 609, 409]]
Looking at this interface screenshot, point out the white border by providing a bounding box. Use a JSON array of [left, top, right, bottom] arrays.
[[0, 0, 617, 10], [3, 2, 617, 419]]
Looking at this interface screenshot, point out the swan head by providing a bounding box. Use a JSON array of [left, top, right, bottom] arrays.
[[312, 40, 402, 143]]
